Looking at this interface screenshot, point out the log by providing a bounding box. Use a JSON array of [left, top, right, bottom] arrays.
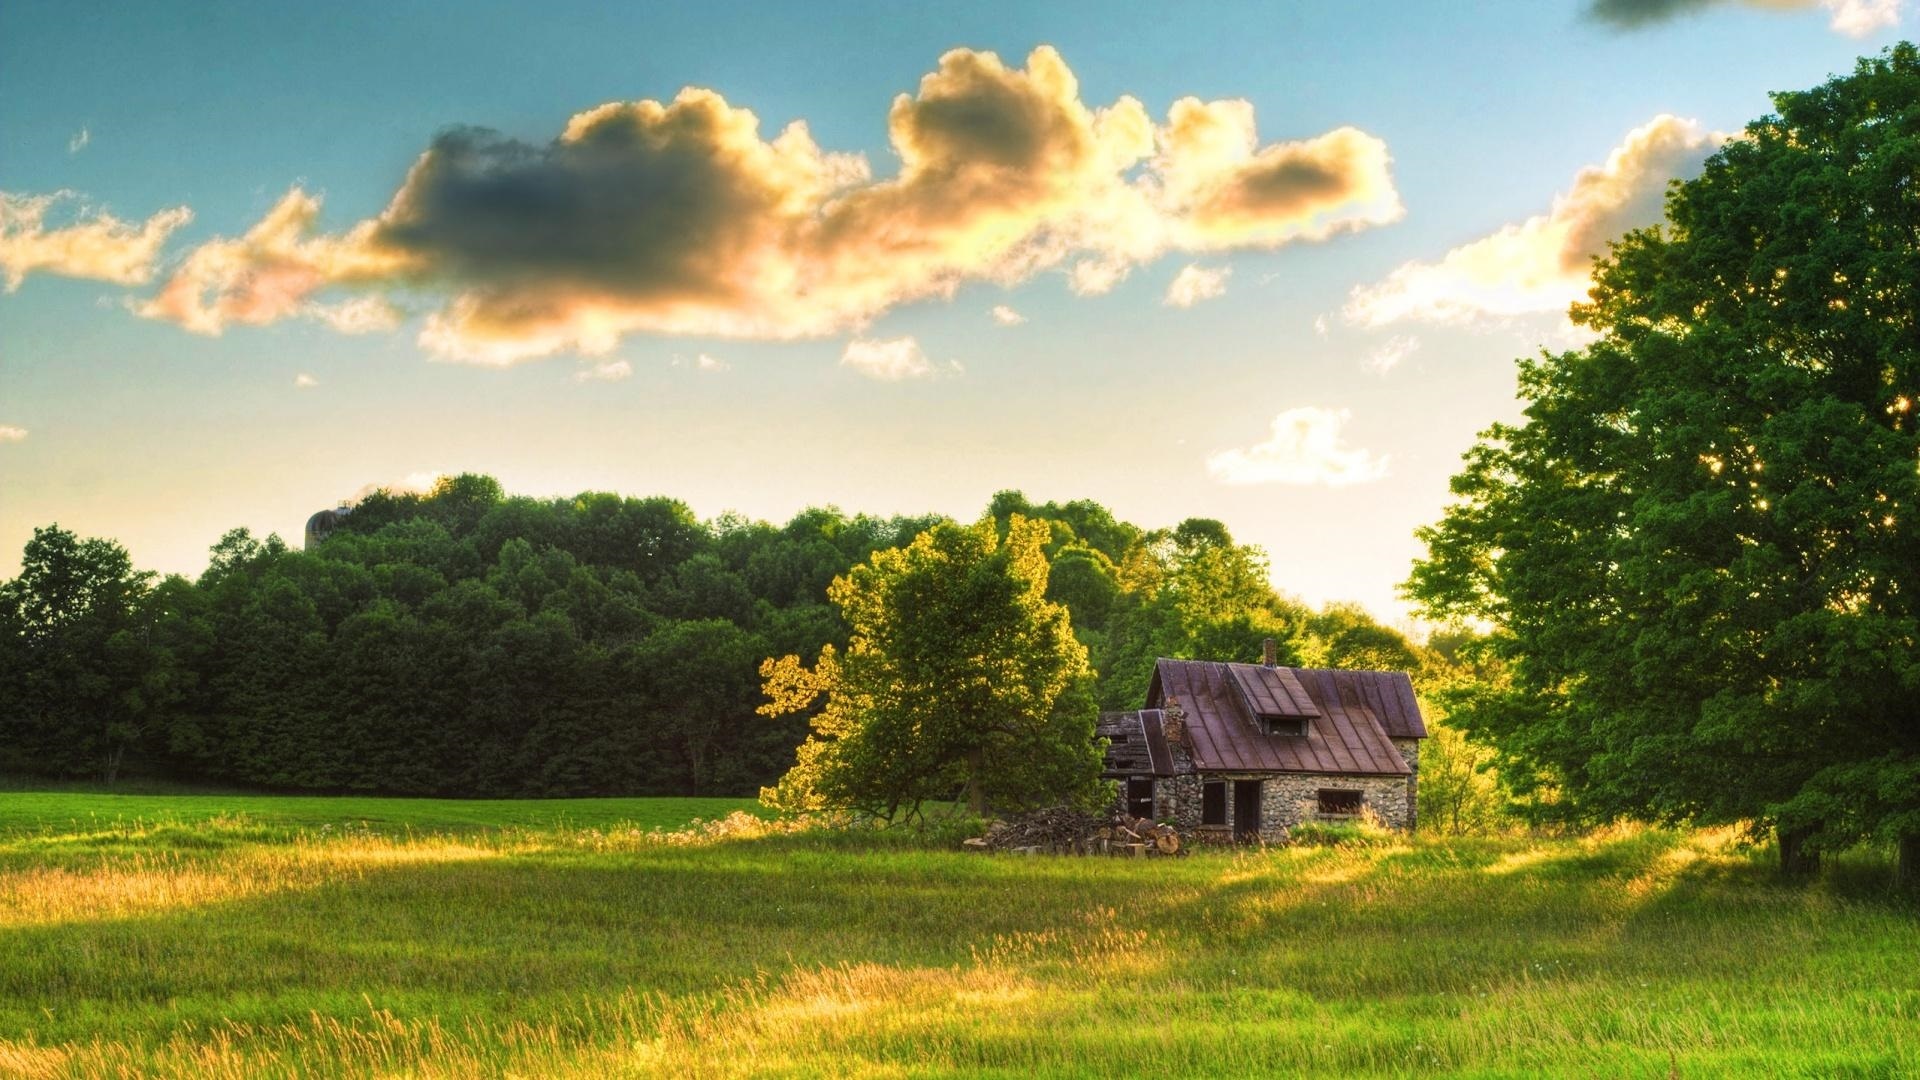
[[1156, 832, 1180, 855]]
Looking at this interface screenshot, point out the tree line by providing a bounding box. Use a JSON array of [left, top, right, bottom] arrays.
[[0, 477, 1452, 801]]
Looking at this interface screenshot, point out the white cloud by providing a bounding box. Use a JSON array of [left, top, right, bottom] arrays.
[[139, 47, 1401, 364], [293, 373, 319, 389], [1206, 406, 1389, 486], [68, 128, 90, 155], [673, 352, 730, 372], [991, 304, 1026, 326], [573, 358, 634, 382], [0, 190, 192, 291], [306, 296, 401, 334], [1366, 336, 1420, 375], [351, 471, 446, 500], [1344, 115, 1723, 329], [1165, 264, 1230, 307], [0, 425, 27, 443], [1824, 0, 1902, 34], [839, 336, 959, 381]]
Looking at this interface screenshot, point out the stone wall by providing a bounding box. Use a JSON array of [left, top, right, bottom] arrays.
[[1141, 769, 1415, 843], [1392, 737, 1420, 833]]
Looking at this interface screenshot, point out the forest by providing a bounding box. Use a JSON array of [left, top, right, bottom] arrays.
[[0, 478, 1462, 801]]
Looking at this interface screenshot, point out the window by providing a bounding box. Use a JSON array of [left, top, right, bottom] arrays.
[[1201, 780, 1227, 826], [1110, 734, 1131, 744], [1125, 777, 1154, 819], [1261, 717, 1307, 737], [1317, 789, 1363, 816]]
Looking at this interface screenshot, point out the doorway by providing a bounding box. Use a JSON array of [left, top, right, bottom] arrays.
[[1233, 779, 1263, 842]]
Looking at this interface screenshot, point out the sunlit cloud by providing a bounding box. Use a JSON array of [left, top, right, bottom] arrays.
[[307, 296, 401, 334], [0, 425, 27, 443], [68, 128, 90, 155], [293, 373, 319, 389], [1344, 115, 1722, 329], [573, 358, 633, 382], [1207, 406, 1388, 486], [990, 304, 1026, 326], [1586, 0, 1902, 36], [1165, 264, 1229, 307], [840, 336, 958, 381], [1365, 335, 1419, 375], [0, 191, 192, 291], [138, 46, 1401, 365], [352, 471, 446, 500]]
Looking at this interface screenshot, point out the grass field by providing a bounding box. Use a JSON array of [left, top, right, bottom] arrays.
[[0, 793, 1914, 1078]]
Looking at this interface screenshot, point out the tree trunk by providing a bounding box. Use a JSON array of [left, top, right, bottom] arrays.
[[965, 749, 985, 816], [1897, 832, 1919, 897], [1778, 822, 1821, 879]]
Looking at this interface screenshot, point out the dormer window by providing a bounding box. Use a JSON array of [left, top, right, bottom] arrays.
[[1260, 716, 1307, 737], [1226, 664, 1321, 740]]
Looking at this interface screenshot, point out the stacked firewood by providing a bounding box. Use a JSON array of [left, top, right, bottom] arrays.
[[965, 807, 1182, 856]]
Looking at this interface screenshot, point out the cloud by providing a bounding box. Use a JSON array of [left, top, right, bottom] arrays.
[[1365, 335, 1419, 375], [293, 373, 319, 388], [1586, 0, 1901, 36], [68, 128, 90, 155], [990, 304, 1026, 326], [0, 191, 192, 290], [307, 296, 401, 334], [351, 471, 445, 500], [573, 358, 634, 382], [140, 47, 1401, 364], [1206, 406, 1388, 486], [1165, 264, 1230, 307], [135, 188, 405, 335], [0, 425, 26, 443], [839, 336, 958, 381], [1344, 115, 1722, 328]]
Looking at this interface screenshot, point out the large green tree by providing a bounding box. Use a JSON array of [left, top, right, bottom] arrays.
[[1408, 46, 1920, 887], [0, 526, 178, 782], [759, 516, 1107, 820]]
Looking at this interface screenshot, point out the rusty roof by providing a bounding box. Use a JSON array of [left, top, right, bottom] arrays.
[[1097, 709, 1174, 776], [1144, 659, 1424, 776]]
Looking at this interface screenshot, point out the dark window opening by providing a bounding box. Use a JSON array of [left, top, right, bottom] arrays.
[[1317, 788, 1363, 816], [1261, 717, 1307, 736], [1125, 777, 1155, 819], [1109, 734, 1131, 744], [1201, 780, 1227, 826]]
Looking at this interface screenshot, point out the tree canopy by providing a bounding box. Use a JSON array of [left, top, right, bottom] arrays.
[[1407, 46, 1920, 879], [758, 516, 1107, 820]]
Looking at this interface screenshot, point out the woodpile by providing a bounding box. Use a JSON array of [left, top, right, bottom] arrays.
[[968, 807, 1183, 857]]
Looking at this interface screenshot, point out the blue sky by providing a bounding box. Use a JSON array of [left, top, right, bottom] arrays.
[[0, 0, 1907, 621]]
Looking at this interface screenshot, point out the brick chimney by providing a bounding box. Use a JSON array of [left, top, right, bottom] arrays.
[[1262, 637, 1277, 667]]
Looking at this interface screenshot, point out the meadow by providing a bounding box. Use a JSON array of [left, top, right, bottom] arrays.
[[0, 792, 1914, 1078]]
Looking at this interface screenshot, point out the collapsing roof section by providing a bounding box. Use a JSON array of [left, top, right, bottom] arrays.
[[1096, 709, 1175, 777], [1140, 659, 1425, 776]]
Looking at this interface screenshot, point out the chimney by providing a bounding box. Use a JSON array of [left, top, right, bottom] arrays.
[[1262, 638, 1277, 667]]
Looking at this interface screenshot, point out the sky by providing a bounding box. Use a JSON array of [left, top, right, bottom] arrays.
[[0, 0, 1909, 623]]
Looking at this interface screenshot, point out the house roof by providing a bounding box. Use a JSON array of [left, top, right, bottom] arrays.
[[1096, 709, 1175, 777], [1141, 659, 1425, 777]]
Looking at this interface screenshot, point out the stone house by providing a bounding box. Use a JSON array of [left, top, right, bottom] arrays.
[[1098, 645, 1427, 842]]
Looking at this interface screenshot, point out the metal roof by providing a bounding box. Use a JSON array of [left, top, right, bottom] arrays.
[[1142, 659, 1424, 777]]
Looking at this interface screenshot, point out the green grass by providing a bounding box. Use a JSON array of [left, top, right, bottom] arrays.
[[0, 795, 1914, 1078], [0, 789, 764, 836]]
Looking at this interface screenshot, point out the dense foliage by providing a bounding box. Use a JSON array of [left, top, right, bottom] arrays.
[[1408, 47, 1920, 877], [1, 477, 1438, 799], [759, 516, 1105, 819]]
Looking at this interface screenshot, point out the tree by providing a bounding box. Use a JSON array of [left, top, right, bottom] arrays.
[[0, 526, 172, 782], [759, 516, 1107, 820], [1408, 46, 1920, 886]]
